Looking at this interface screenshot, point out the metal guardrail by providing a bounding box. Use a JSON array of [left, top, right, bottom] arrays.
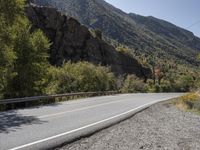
[[0, 91, 119, 105]]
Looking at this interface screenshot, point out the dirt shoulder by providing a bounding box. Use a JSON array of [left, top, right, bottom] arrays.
[[57, 101, 200, 150]]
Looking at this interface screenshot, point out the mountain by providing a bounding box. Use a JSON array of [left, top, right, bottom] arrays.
[[32, 0, 200, 67], [26, 5, 151, 78], [128, 14, 200, 52]]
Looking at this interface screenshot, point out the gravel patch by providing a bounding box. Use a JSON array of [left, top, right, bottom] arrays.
[[56, 101, 200, 150]]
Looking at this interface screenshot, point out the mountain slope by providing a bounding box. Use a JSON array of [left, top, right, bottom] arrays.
[[32, 0, 200, 67], [26, 5, 151, 77], [129, 13, 200, 52]]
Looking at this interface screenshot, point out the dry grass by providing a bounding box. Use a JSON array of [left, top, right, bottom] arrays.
[[176, 102, 188, 110], [174, 92, 200, 114]]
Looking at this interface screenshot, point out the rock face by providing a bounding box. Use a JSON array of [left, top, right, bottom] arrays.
[[32, 0, 200, 67], [26, 5, 151, 78]]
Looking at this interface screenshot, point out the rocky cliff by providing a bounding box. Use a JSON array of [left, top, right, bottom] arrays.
[[26, 5, 151, 78], [32, 0, 200, 67]]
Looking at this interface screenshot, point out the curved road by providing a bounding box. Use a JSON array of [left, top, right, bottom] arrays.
[[0, 93, 183, 150]]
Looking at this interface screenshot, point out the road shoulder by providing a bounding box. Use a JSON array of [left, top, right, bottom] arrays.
[[57, 101, 200, 150]]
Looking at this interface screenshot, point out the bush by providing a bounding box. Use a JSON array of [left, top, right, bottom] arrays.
[[147, 75, 197, 93], [174, 75, 195, 92], [179, 93, 200, 110], [193, 101, 200, 111], [116, 46, 132, 56], [179, 93, 199, 102], [46, 62, 117, 94], [121, 75, 147, 93]]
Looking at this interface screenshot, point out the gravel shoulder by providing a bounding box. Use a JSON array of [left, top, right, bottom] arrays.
[[57, 101, 200, 150]]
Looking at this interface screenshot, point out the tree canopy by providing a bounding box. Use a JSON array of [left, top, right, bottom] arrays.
[[0, 0, 50, 98]]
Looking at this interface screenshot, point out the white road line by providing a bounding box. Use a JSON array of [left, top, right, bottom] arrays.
[[9, 94, 183, 150], [39, 98, 131, 119], [9, 100, 160, 150], [39, 94, 177, 119]]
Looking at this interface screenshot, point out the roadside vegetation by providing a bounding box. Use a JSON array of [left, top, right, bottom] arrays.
[[0, 0, 199, 104], [46, 62, 117, 94], [175, 92, 200, 114], [0, 0, 50, 99], [112, 46, 200, 93], [121, 75, 147, 93]]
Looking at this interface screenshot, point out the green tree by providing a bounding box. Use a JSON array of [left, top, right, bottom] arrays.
[[0, 0, 24, 97], [0, 0, 50, 98]]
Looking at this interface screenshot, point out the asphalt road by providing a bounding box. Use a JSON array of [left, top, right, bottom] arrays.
[[0, 93, 183, 150]]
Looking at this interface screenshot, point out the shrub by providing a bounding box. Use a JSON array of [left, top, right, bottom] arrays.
[[193, 101, 200, 111], [179, 93, 200, 110], [159, 81, 173, 92], [179, 93, 199, 103], [121, 75, 147, 93], [145, 80, 168, 93], [174, 75, 195, 92], [116, 46, 133, 56], [46, 62, 117, 94]]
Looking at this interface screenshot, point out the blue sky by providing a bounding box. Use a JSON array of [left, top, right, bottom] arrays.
[[105, 0, 200, 37]]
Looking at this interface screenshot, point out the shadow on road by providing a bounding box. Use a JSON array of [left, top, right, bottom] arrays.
[[0, 110, 46, 133], [0, 102, 63, 133]]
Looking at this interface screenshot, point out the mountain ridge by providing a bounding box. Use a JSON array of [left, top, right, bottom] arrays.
[[129, 13, 200, 50], [26, 4, 151, 78], [32, 0, 200, 67]]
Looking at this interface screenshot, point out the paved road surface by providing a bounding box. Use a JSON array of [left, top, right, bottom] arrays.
[[0, 93, 183, 150]]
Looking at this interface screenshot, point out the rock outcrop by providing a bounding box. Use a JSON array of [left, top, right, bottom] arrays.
[[32, 0, 200, 67], [26, 5, 151, 78]]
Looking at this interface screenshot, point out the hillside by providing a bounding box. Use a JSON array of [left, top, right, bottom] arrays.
[[129, 13, 200, 52], [32, 0, 200, 67], [26, 5, 151, 78], [0, 0, 199, 101]]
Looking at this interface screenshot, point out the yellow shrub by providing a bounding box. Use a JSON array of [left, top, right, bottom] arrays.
[[179, 93, 199, 102]]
